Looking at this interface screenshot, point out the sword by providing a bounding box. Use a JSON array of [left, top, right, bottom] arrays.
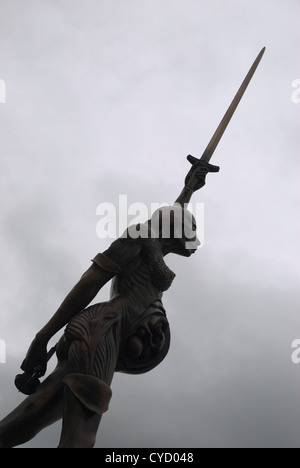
[[186, 47, 266, 176]]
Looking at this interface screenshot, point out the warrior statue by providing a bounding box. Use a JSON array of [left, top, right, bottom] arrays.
[[0, 48, 265, 448]]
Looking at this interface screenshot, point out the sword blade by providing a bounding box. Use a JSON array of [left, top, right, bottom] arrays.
[[200, 47, 265, 163]]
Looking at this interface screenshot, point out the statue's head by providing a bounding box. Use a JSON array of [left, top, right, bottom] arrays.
[[150, 204, 200, 257]]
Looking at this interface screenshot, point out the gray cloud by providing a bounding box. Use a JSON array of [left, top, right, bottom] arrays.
[[0, 0, 299, 448]]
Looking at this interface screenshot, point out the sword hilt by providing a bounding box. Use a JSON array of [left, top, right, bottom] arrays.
[[175, 155, 220, 205], [187, 155, 220, 173], [15, 345, 57, 395]]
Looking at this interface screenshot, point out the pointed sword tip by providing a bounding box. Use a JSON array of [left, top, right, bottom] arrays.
[[260, 47, 266, 56]]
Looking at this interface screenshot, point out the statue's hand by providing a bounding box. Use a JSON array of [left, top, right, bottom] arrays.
[[184, 165, 209, 192], [21, 336, 48, 377]]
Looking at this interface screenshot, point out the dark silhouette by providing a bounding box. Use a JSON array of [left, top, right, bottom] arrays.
[[0, 162, 210, 448], [0, 48, 265, 448]]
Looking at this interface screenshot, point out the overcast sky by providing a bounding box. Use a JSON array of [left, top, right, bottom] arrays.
[[0, 0, 300, 448]]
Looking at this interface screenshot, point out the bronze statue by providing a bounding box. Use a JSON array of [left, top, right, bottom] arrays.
[[0, 48, 265, 448]]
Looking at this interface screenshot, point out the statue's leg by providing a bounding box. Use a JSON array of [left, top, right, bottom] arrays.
[[58, 373, 112, 448], [58, 306, 119, 448], [0, 361, 67, 448]]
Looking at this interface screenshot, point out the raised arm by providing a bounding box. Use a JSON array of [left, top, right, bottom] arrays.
[[175, 164, 209, 206]]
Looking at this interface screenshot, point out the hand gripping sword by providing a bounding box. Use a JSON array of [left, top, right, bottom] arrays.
[[15, 345, 57, 395], [177, 47, 266, 201]]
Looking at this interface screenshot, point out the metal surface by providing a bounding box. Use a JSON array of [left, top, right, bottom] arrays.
[[191, 47, 266, 166]]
